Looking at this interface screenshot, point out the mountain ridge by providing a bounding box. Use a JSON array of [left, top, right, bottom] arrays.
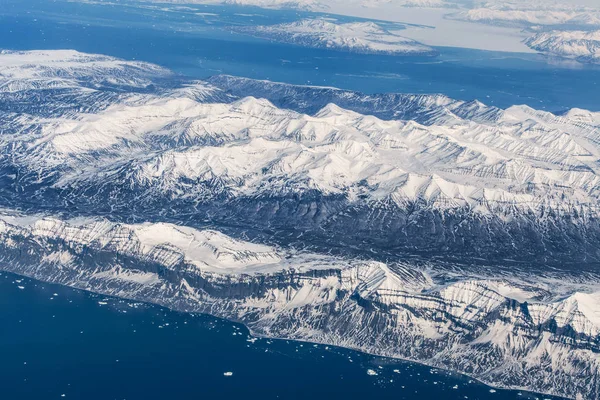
[[0, 211, 597, 399]]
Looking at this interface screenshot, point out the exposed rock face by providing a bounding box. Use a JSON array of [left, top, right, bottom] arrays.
[[1, 49, 600, 399]]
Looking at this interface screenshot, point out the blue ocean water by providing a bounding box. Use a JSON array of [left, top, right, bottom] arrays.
[[0, 0, 599, 112], [0, 273, 565, 400]]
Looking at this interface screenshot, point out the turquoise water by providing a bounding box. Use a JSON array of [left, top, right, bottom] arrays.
[[1, 0, 599, 111], [0, 273, 565, 400]]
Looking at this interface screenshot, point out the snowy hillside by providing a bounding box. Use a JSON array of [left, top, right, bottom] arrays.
[[525, 30, 600, 64], [233, 19, 437, 56]]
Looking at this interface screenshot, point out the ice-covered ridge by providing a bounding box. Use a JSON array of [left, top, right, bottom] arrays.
[[0, 49, 225, 119], [233, 18, 437, 56], [80, 0, 453, 12]]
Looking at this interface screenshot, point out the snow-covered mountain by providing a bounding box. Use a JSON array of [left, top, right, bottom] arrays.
[[0, 49, 174, 91], [79, 0, 457, 11], [524, 30, 600, 64], [233, 19, 437, 56], [357, 0, 454, 8], [14, 92, 600, 212], [0, 212, 598, 399], [81, 0, 325, 11], [447, 1, 600, 28], [2, 49, 600, 398], [222, 0, 324, 10], [450, 8, 600, 28], [0, 49, 229, 116], [4, 51, 600, 263], [205, 74, 504, 124]]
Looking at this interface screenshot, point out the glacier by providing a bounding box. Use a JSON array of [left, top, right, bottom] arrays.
[[1, 49, 600, 399]]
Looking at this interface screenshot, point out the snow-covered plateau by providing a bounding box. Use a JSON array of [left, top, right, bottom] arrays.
[[524, 30, 600, 64], [1, 49, 600, 399], [232, 19, 437, 56]]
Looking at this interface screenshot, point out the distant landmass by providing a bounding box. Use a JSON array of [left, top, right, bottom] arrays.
[[524, 30, 600, 64], [233, 19, 438, 56]]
